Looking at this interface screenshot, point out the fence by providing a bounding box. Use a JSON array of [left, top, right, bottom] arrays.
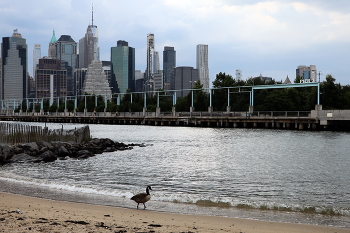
[[0, 122, 91, 145]]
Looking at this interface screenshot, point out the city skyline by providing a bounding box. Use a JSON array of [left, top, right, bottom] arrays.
[[0, 0, 349, 85]]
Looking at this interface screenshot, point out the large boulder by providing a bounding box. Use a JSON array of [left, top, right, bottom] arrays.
[[57, 146, 71, 157], [76, 150, 94, 159], [9, 153, 40, 163], [38, 150, 57, 162], [0, 143, 12, 164]]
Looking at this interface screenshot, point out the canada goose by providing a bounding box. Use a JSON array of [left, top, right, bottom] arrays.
[[131, 186, 152, 209]]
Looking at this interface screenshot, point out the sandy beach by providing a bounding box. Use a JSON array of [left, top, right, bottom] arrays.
[[0, 192, 349, 233]]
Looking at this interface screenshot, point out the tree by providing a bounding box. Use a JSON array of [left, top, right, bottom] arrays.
[[212, 72, 235, 111], [321, 74, 341, 109]]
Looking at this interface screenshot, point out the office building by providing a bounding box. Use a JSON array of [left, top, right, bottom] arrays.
[[1, 30, 28, 110], [172, 66, 199, 98], [145, 33, 154, 83], [33, 44, 41, 79], [163, 46, 176, 86], [48, 30, 57, 58], [55, 35, 77, 95], [153, 71, 163, 91], [35, 58, 67, 100], [134, 70, 144, 92], [196, 44, 209, 91], [82, 60, 112, 98], [74, 68, 87, 96], [102, 61, 112, 86], [296, 65, 317, 82], [111, 40, 135, 93], [79, 6, 99, 68]]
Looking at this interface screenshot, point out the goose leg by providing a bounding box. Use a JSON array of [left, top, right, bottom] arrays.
[[143, 203, 146, 209], [137, 203, 139, 209]]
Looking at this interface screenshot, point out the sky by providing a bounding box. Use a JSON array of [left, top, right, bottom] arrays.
[[1, 0, 350, 85]]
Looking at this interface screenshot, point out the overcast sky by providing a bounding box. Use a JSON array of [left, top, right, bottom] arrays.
[[1, 0, 349, 85]]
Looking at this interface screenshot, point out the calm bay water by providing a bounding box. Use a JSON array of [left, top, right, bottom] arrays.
[[1, 122, 350, 228]]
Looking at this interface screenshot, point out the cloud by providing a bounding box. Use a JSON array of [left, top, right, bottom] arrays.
[[0, 0, 349, 84]]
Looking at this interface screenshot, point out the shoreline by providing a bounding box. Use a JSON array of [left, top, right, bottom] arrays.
[[1, 192, 350, 233]]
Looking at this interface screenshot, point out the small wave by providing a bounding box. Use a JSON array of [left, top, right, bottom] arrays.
[[236, 203, 348, 216], [195, 200, 231, 207]]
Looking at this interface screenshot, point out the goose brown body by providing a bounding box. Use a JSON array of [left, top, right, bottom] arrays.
[[131, 186, 152, 209]]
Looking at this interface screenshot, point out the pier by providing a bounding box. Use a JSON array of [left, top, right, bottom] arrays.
[[1, 109, 350, 131]]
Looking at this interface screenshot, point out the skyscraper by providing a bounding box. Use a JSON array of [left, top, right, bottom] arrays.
[[82, 60, 111, 98], [55, 35, 77, 95], [163, 46, 176, 86], [111, 40, 135, 93], [172, 66, 199, 98], [1, 29, 28, 109], [146, 33, 154, 83], [33, 44, 41, 78], [196, 44, 209, 91], [35, 58, 67, 100], [153, 51, 160, 73], [48, 30, 57, 58], [79, 5, 99, 68]]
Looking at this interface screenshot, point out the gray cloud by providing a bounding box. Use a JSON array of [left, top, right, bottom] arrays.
[[0, 0, 349, 84]]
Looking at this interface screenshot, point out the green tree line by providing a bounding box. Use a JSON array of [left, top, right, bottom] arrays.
[[16, 72, 350, 113]]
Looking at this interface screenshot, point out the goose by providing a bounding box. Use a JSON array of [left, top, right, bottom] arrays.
[[131, 186, 152, 209]]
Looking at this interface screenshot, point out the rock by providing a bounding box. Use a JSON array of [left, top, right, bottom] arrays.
[[0, 143, 13, 164], [9, 153, 40, 163], [0, 138, 145, 165], [39, 150, 57, 162], [11, 146, 24, 154], [25, 142, 39, 151], [76, 150, 94, 159], [37, 141, 55, 151], [57, 146, 71, 157]]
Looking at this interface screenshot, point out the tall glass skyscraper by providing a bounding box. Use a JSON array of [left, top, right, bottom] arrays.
[[1, 30, 28, 109], [55, 35, 77, 96], [111, 40, 135, 93], [196, 44, 209, 92], [163, 46, 176, 86]]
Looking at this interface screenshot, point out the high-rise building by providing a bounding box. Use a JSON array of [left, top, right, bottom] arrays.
[[111, 40, 135, 93], [296, 65, 317, 82], [1, 30, 28, 110], [0, 58, 2, 90], [172, 66, 199, 98], [196, 44, 209, 92], [153, 71, 163, 91], [153, 51, 160, 73], [33, 44, 41, 79], [48, 30, 57, 58], [79, 6, 99, 68], [35, 58, 67, 100], [73, 68, 87, 96], [82, 60, 111, 98], [55, 35, 77, 95], [146, 33, 154, 83], [163, 46, 176, 86]]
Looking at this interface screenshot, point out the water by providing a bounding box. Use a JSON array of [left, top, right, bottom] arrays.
[[1, 122, 350, 228]]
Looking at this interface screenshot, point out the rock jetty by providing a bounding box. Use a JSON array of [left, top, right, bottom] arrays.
[[0, 138, 145, 165]]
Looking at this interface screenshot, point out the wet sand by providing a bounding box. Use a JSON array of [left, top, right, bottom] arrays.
[[1, 192, 349, 233]]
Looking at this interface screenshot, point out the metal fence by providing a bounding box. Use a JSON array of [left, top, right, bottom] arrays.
[[0, 122, 90, 145]]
